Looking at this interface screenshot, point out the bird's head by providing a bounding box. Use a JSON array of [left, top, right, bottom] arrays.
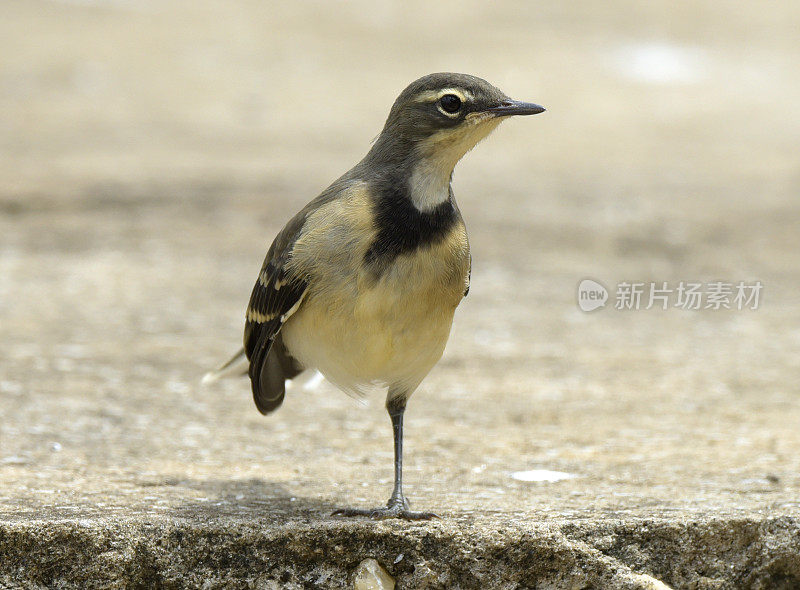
[[366, 72, 544, 173]]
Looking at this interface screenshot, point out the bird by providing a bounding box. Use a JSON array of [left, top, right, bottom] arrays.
[[205, 73, 544, 520]]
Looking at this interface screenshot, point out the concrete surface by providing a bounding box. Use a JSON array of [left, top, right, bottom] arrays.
[[1, 1, 800, 588]]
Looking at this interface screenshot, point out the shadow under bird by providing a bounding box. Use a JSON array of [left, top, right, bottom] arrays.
[[205, 72, 544, 519]]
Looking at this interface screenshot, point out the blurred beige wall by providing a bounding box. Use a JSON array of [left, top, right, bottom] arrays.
[[1, 0, 798, 310], [2, 1, 798, 191]]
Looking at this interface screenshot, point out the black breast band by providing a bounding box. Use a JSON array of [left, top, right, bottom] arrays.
[[363, 177, 459, 268]]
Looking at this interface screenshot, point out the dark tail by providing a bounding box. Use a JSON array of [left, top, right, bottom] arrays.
[[249, 333, 304, 415]]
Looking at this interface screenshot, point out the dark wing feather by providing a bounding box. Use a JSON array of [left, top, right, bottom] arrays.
[[244, 214, 308, 415], [244, 174, 353, 414]]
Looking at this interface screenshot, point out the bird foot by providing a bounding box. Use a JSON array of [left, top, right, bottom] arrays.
[[332, 500, 438, 521]]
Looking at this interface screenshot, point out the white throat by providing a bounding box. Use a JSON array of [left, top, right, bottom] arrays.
[[407, 114, 503, 212], [408, 158, 453, 212]]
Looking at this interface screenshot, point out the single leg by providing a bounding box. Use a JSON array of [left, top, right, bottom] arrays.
[[333, 395, 438, 520]]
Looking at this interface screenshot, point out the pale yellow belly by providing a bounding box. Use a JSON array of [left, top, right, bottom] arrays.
[[282, 247, 467, 397], [282, 277, 460, 397]]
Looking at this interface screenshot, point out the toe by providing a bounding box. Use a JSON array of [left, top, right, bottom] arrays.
[[399, 510, 439, 521]]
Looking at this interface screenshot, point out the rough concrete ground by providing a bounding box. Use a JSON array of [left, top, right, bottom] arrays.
[[1, 1, 800, 588]]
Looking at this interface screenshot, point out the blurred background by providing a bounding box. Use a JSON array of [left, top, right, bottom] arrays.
[[1, 1, 799, 517]]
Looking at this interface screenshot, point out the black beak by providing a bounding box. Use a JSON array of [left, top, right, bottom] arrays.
[[485, 100, 546, 116]]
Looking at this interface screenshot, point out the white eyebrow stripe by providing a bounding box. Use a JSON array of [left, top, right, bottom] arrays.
[[414, 88, 473, 103]]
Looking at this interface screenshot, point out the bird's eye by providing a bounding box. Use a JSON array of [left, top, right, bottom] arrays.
[[439, 94, 462, 114]]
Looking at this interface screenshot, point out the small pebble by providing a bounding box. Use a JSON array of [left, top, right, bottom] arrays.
[[353, 558, 394, 590], [511, 469, 576, 482]]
